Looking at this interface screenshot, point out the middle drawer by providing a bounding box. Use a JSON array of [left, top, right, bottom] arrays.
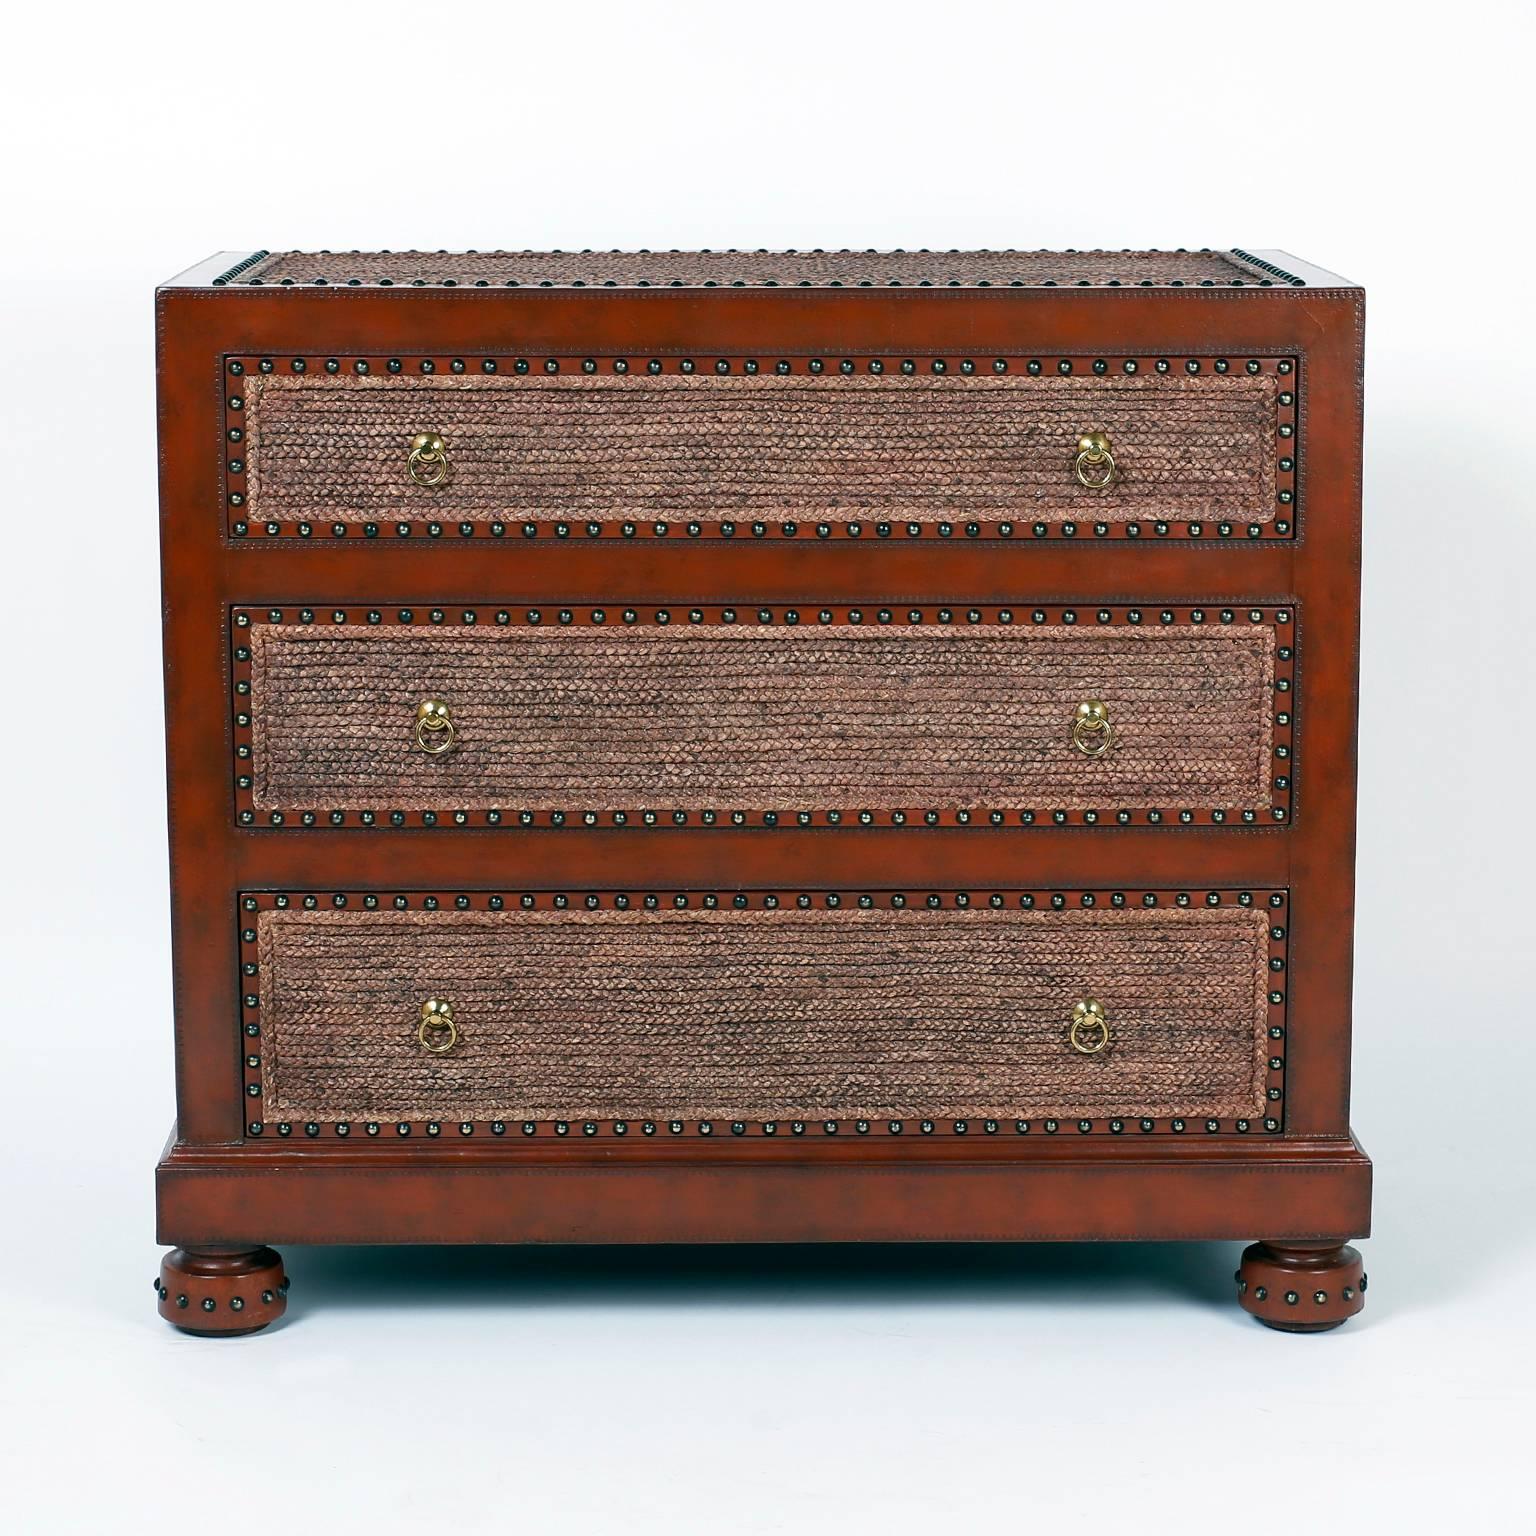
[[232, 601, 1295, 830]]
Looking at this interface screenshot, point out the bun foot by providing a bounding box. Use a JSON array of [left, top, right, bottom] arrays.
[[155, 1246, 288, 1335], [1237, 1241, 1365, 1331]]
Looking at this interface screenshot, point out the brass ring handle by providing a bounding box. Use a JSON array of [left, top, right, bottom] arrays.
[[1074, 430, 1116, 489], [1071, 699, 1114, 758], [407, 431, 451, 488], [415, 699, 457, 755], [418, 998, 458, 1054], [1070, 999, 1110, 1055]]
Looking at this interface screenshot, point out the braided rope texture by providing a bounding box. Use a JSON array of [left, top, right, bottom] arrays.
[[240, 248, 1275, 287], [257, 905, 1273, 1123], [248, 623, 1274, 813], [241, 372, 1279, 523]]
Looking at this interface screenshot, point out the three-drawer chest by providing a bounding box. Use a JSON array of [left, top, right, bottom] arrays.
[[154, 247, 1370, 1334]]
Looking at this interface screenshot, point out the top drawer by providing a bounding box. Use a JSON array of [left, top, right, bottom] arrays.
[[224, 353, 1298, 542]]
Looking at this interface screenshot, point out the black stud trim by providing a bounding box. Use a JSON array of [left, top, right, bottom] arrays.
[[212, 250, 271, 286], [1229, 249, 1306, 287]]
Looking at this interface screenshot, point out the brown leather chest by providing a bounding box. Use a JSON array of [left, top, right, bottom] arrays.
[[154, 247, 1370, 1334]]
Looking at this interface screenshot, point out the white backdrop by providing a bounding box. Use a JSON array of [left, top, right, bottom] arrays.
[[3, 1, 1532, 1529]]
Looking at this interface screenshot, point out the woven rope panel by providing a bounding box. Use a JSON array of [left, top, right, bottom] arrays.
[[239, 248, 1277, 288], [248, 623, 1274, 813], [240, 372, 1280, 523], [256, 905, 1273, 1123]]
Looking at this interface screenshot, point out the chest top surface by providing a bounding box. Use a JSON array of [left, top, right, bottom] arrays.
[[175, 247, 1353, 291]]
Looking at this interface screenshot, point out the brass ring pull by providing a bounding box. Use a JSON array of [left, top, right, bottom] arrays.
[[415, 699, 456, 755], [1070, 999, 1110, 1055], [418, 998, 458, 1054], [1074, 430, 1116, 489], [1071, 699, 1114, 758], [407, 431, 451, 487]]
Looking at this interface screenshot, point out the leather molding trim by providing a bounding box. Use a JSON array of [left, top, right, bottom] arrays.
[[156, 1137, 1372, 1247]]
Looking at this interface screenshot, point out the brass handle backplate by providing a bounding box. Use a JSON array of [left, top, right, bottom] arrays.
[[415, 699, 457, 754], [407, 431, 451, 487], [418, 997, 458, 1054], [1074, 430, 1116, 489], [1071, 699, 1114, 757], [1070, 999, 1110, 1055]]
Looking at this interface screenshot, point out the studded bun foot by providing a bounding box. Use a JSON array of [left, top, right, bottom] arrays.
[[155, 1247, 288, 1335], [1237, 1241, 1365, 1332]]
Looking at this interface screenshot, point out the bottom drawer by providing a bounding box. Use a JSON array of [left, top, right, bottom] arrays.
[[240, 888, 1288, 1138]]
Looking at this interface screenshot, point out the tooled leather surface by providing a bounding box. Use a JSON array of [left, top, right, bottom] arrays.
[[257, 903, 1273, 1124], [248, 621, 1276, 815], [241, 370, 1280, 523]]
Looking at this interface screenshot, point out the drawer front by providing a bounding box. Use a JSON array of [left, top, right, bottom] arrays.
[[225, 353, 1298, 542], [241, 888, 1288, 1137], [234, 602, 1294, 830]]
